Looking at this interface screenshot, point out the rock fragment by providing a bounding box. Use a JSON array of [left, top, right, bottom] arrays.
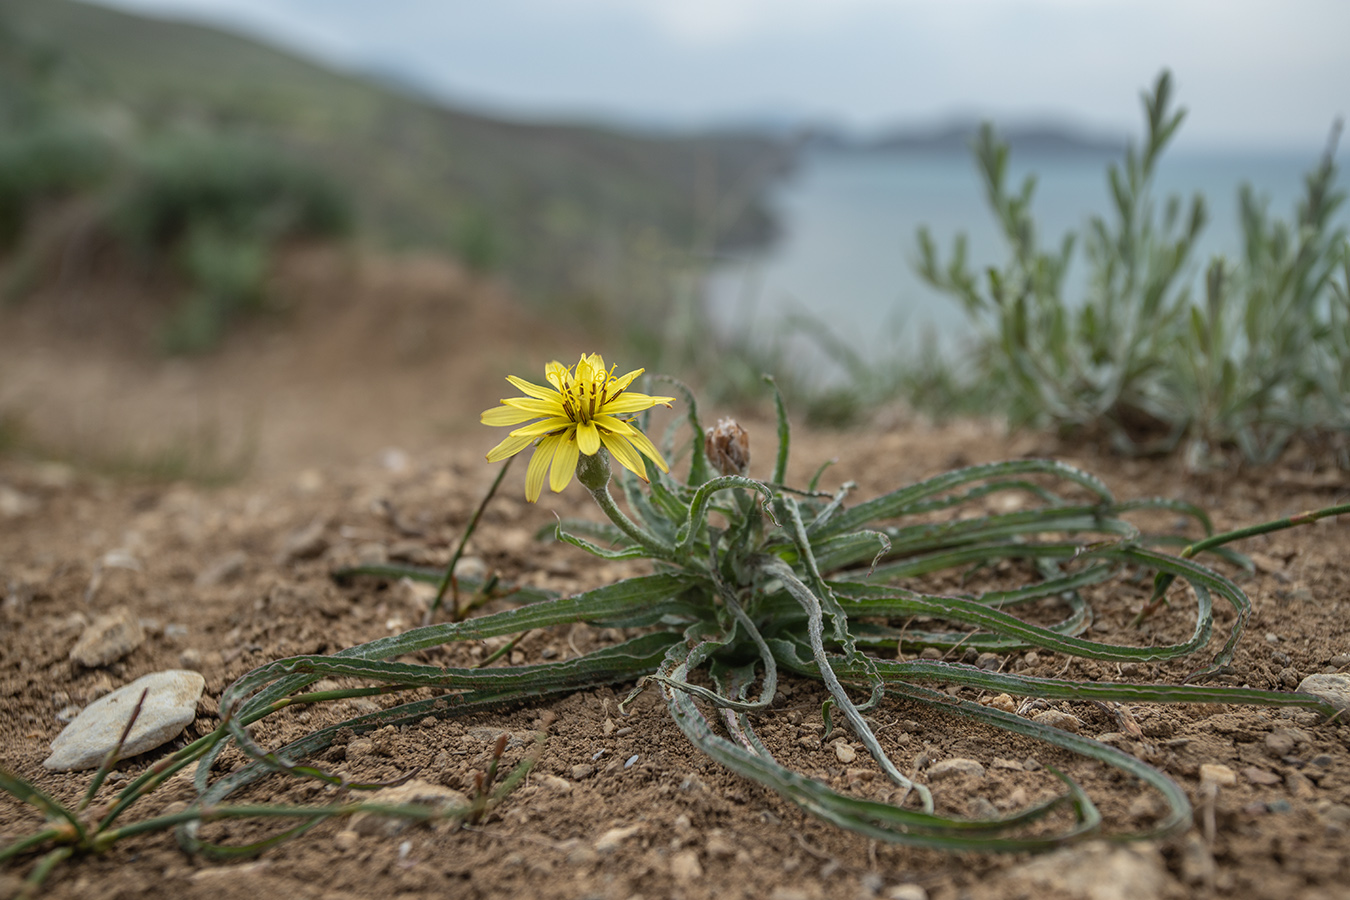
[[69, 607, 144, 667], [1030, 709, 1082, 732], [44, 670, 205, 771], [927, 758, 985, 781], [594, 823, 642, 852], [1297, 673, 1350, 714], [348, 780, 470, 836]]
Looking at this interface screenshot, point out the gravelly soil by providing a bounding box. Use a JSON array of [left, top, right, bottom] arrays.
[[2, 249, 1348, 900]]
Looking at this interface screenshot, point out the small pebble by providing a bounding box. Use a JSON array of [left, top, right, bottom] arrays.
[[69, 607, 144, 668], [885, 885, 928, 900], [834, 742, 857, 764], [927, 758, 985, 781], [1199, 763, 1236, 788], [975, 653, 1002, 671], [1243, 767, 1282, 785], [536, 774, 572, 793], [1297, 673, 1350, 714], [1030, 710, 1082, 733], [44, 670, 205, 771], [1285, 770, 1316, 800], [453, 556, 488, 581], [571, 764, 595, 780], [349, 780, 469, 836], [594, 824, 641, 852], [1264, 731, 1297, 757], [968, 797, 999, 819]]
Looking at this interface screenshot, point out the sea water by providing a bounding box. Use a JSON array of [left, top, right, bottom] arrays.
[[705, 148, 1344, 377]]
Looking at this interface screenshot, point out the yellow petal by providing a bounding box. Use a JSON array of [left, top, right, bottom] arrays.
[[506, 374, 560, 402], [509, 416, 574, 438], [525, 434, 560, 503], [592, 414, 636, 436], [482, 405, 545, 427], [549, 432, 580, 493], [485, 431, 535, 462], [575, 419, 601, 455], [544, 361, 568, 392], [574, 355, 596, 385], [501, 396, 567, 416], [608, 367, 644, 392], [622, 426, 669, 472], [602, 392, 675, 415], [599, 430, 647, 481]]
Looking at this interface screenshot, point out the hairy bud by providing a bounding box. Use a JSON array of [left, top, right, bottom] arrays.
[[705, 418, 750, 477]]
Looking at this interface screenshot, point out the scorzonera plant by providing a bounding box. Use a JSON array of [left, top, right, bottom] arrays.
[[5, 354, 1346, 890]]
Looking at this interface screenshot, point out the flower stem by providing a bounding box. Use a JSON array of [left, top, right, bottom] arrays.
[[589, 482, 675, 559]]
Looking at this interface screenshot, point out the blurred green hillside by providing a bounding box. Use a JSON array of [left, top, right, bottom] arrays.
[[0, 0, 791, 317]]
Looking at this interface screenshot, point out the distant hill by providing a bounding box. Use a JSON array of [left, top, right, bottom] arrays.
[[826, 120, 1124, 157], [0, 0, 794, 304]]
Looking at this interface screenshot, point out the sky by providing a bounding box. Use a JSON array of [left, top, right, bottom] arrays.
[[91, 0, 1350, 153]]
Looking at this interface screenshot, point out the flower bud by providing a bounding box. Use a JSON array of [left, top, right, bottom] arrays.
[[705, 418, 750, 477]]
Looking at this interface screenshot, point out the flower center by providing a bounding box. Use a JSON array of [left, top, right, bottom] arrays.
[[559, 362, 624, 425]]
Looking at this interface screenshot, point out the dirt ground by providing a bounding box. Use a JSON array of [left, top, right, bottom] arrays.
[[1, 247, 1348, 900]]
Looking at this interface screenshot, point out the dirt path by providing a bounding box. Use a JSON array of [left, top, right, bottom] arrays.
[[2, 250, 1348, 899]]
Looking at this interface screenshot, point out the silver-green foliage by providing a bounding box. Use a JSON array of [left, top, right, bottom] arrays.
[[917, 71, 1349, 461], [209, 382, 1336, 852]]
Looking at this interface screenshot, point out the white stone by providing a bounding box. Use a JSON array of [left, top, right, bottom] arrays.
[[1199, 763, 1236, 788], [44, 670, 205, 771], [1031, 709, 1083, 733], [927, 757, 986, 780], [1297, 673, 1350, 714], [885, 886, 928, 900], [349, 780, 470, 836], [594, 824, 642, 852]]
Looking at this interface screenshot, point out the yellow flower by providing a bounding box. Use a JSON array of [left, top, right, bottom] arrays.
[[482, 353, 676, 502]]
